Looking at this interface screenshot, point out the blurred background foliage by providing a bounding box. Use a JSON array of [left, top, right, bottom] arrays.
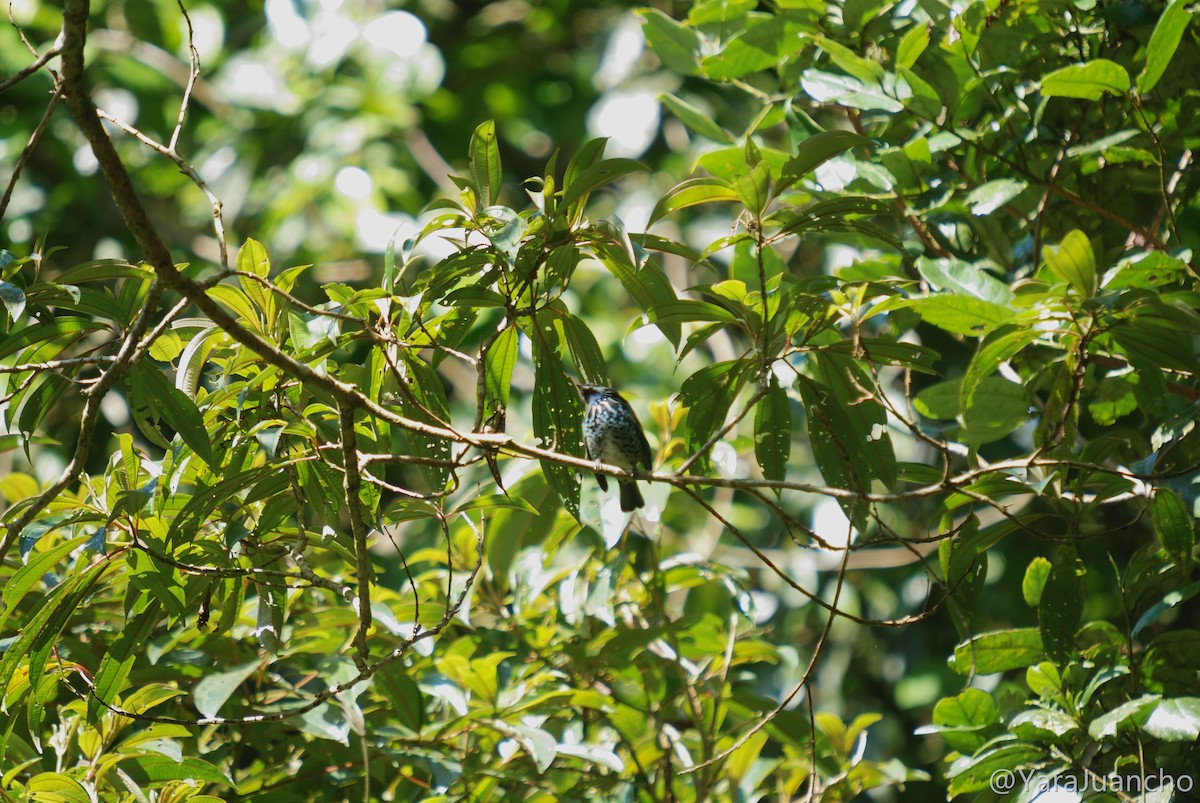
[[2, 0, 672, 272], [3, 0, 1200, 800]]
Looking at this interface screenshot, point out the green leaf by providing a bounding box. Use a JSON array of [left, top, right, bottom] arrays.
[[930, 688, 999, 754], [1138, 0, 1194, 93], [948, 628, 1044, 675], [0, 281, 25, 322], [1041, 59, 1130, 100], [561, 158, 646, 211], [962, 376, 1032, 446], [916, 258, 1012, 305], [637, 8, 701, 75], [1088, 695, 1159, 739], [643, 299, 739, 327], [563, 138, 608, 198], [823, 338, 941, 374], [164, 465, 278, 546], [896, 23, 930, 69], [804, 33, 885, 82], [700, 15, 790, 80], [0, 557, 113, 709], [0, 317, 97, 361], [1103, 251, 1188, 290], [1042, 230, 1097, 295], [1109, 322, 1200, 373], [14, 372, 70, 438], [488, 720, 557, 774], [945, 742, 1045, 795], [26, 774, 93, 803], [1143, 697, 1200, 741], [0, 535, 91, 633], [811, 352, 897, 489], [799, 69, 905, 113], [483, 326, 519, 423], [1022, 557, 1051, 607], [235, 238, 272, 321], [648, 177, 740, 225], [1038, 547, 1084, 663], [130, 363, 214, 467], [1087, 374, 1138, 425], [207, 284, 264, 332], [1008, 705, 1084, 739], [193, 659, 262, 719], [255, 580, 285, 653], [1132, 580, 1200, 638], [914, 379, 962, 420], [560, 314, 608, 384], [696, 145, 791, 182], [122, 755, 233, 785], [90, 598, 164, 721], [754, 380, 791, 483], [908, 295, 1013, 336], [734, 162, 772, 214], [778, 130, 874, 193], [687, 0, 755, 25], [54, 259, 153, 284], [1026, 662, 1064, 700], [590, 241, 681, 347], [962, 323, 1042, 406], [659, 93, 734, 144], [1151, 488, 1194, 565], [531, 318, 582, 519], [396, 354, 454, 491], [898, 66, 943, 118], [470, 120, 502, 208], [679, 360, 751, 469], [963, 179, 1027, 216]]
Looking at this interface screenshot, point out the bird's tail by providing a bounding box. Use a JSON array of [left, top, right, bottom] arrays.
[[619, 480, 643, 512]]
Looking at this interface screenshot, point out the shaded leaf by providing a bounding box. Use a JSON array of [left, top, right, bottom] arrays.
[[193, 659, 262, 719], [754, 380, 791, 483]]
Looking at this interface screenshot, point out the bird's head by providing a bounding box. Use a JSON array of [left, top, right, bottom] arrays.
[[577, 383, 609, 404]]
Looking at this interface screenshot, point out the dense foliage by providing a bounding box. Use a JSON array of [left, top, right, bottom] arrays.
[[2, 0, 1200, 800]]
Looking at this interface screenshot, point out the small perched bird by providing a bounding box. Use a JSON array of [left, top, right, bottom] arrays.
[[579, 383, 653, 511]]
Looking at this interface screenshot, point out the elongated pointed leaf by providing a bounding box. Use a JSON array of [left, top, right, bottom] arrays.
[[1138, 0, 1193, 93], [531, 316, 582, 518], [561, 158, 646, 211], [778, 130, 874, 193], [89, 598, 164, 720], [648, 178, 740, 226], [470, 120, 502, 207], [659, 93, 734, 144], [754, 381, 791, 484]]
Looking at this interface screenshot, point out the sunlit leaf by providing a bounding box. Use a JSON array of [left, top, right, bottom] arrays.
[[1041, 59, 1130, 100]]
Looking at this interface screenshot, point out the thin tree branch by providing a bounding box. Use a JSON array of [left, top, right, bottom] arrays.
[[339, 401, 374, 670]]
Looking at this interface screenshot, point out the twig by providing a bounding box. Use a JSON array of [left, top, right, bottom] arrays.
[[0, 86, 61, 221], [95, 108, 229, 270], [0, 45, 60, 93], [169, 0, 199, 152], [339, 400, 374, 670], [683, 519, 854, 774]]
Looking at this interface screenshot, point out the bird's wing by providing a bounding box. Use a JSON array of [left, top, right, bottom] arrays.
[[637, 418, 653, 469]]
